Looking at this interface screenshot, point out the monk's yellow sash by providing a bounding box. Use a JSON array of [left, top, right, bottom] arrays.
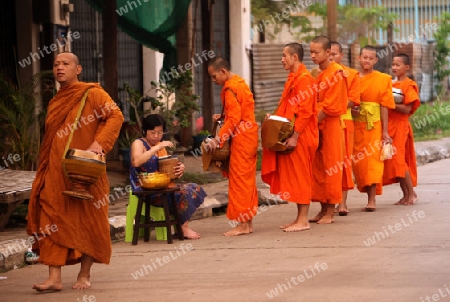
[[340, 107, 353, 128], [341, 108, 353, 121], [353, 102, 381, 130]]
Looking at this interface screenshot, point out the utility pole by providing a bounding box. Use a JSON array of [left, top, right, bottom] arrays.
[[102, 0, 118, 103], [102, 1, 119, 160], [327, 0, 338, 41]]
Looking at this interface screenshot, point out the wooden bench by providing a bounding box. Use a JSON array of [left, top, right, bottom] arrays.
[[0, 169, 36, 231]]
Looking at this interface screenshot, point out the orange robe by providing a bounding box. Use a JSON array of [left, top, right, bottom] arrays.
[[341, 65, 360, 191], [219, 75, 259, 223], [353, 71, 395, 194], [26, 82, 124, 266], [261, 64, 318, 204], [311, 62, 348, 204], [383, 78, 420, 186]]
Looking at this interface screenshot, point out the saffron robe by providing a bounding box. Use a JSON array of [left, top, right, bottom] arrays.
[[353, 71, 395, 194], [383, 78, 420, 186], [341, 65, 361, 191], [311, 62, 348, 204], [261, 64, 318, 204], [219, 75, 259, 223], [26, 82, 124, 266]]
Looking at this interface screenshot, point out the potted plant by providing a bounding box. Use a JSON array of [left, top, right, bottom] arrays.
[[124, 69, 200, 149], [193, 130, 210, 151], [118, 127, 140, 168]]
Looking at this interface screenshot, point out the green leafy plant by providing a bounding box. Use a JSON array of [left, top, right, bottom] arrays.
[[433, 12, 450, 101], [0, 72, 53, 170], [123, 82, 163, 131], [251, 0, 305, 42], [124, 69, 200, 145], [198, 130, 210, 136], [118, 127, 140, 149], [299, 4, 398, 43]]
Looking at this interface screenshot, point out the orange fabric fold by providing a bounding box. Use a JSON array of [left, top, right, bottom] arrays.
[[26, 82, 124, 265], [353, 71, 395, 194], [383, 78, 420, 186], [311, 62, 348, 204], [219, 75, 259, 223], [343, 66, 361, 106], [261, 64, 318, 204], [341, 65, 360, 191], [342, 119, 355, 191]]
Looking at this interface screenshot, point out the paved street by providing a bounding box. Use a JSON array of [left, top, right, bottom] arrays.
[[1, 157, 449, 302]]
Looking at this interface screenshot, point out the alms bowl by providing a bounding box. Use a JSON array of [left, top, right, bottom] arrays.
[[63, 149, 106, 179]]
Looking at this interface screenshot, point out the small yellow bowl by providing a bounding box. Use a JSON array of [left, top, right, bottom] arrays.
[[138, 172, 171, 190]]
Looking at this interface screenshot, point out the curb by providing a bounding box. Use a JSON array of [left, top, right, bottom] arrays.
[[1, 139, 450, 273], [415, 139, 450, 165]]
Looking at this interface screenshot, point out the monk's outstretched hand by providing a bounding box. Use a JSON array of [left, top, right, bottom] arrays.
[[204, 136, 220, 154]]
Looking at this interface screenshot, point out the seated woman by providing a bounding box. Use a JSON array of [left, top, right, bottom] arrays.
[[129, 114, 206, 239]]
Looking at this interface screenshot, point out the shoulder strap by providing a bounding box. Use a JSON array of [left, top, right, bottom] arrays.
[[62, 88, 91, 159], [139, 138, 151, 151], [222, 88, 237, 117]]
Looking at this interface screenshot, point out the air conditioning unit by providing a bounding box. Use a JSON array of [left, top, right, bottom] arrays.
[[33, 0, 74, 26]]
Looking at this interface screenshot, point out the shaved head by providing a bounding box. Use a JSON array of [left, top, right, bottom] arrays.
[[57, 51, 80, 65], [360, 45, 377, 55], [311, 35, 331, 50], [208, 56, 230, 71], [330, 41, 343, 53], [393, 53, 410, 65], [284, 42, 304, 62]]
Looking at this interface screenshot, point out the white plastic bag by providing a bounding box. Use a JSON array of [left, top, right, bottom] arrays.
[[380, 143, 394, 161]]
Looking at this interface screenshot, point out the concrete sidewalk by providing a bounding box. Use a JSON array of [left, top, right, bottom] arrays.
[[0, 138, 450, 302]]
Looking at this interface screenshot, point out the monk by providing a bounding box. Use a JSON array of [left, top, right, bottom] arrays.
[[261, 43, 318, 232], [205, 57, 259, 236], [353, 46, 395, 211], [26, 52, 124, 291], [329, 41, 361, 216], [383, 53, 420, 205], [309, 35, 348, 224]]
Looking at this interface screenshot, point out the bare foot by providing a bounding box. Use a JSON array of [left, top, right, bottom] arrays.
[[279, 221, 295, 229], [364, 206, 376, 212], [283, 222, 310, 232], [32, 279, 63, 292], [223, 222, 251, 236], [72, 275, 90, 290], [182, 226, 201, 239], [334, 206, 339, 213], [394, 196, 407, 205], [317, 217, 334, 224], [309, 213, 324, 222]]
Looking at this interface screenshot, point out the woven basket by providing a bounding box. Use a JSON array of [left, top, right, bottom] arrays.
[[158, 156, 178, 179]]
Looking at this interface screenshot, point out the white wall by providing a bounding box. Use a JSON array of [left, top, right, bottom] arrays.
[[229, 0, 251, 85], [142, 47, 164, 95], [142, 47, 175, 114]]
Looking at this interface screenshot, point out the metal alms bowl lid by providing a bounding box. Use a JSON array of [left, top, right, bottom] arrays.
[[65, 149, 106, 164]]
